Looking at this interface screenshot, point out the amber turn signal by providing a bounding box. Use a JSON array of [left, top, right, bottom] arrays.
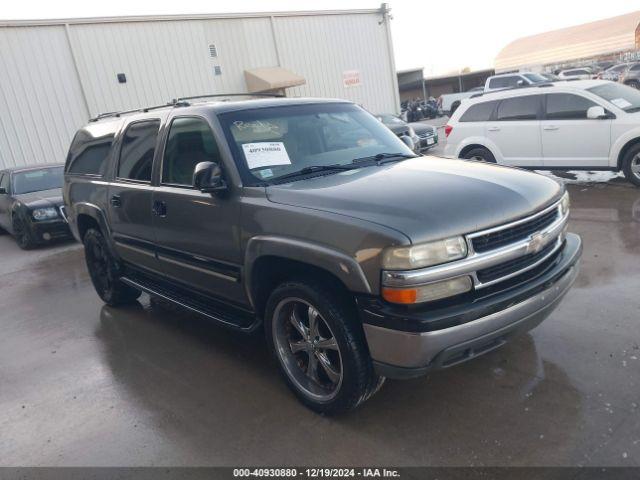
[[381, 287, 418, 304]]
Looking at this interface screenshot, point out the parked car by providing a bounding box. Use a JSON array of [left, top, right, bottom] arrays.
[[443, 80, 640, 186], [598, 63, 630, 81], [65, 96, 582, 414], [540, 73, 561, 82], [439, 86, 484, 116], [375, 114, 420, 152], [618, 63, 640, 89], [483, 72, 548, 93], [0, 164, 70, 249], [409, 122, 439, 152], [558, 67, 594, 80]]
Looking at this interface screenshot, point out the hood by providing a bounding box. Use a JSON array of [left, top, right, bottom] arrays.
[[383, 123, 411, 136], [266, 157, 562, 244], [14, 188, 63, 209], [410, 123, 435, 135]]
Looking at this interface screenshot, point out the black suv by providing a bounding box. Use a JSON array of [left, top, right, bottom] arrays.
[[64, 96, 582, 413]]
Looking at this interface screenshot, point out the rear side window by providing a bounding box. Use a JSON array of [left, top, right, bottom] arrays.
[[65, 129, 115, 176], [117, 120, 160, 182], [630, 64, 640, 72], [546, 94, 597, 120], [459, 101, 497, 122], [0, 173, 8, 193], [488, 76, 520, 89], [496, 95, 541, 121]]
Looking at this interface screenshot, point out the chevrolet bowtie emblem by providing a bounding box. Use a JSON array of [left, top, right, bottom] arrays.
[[528, 232, 546, 254]]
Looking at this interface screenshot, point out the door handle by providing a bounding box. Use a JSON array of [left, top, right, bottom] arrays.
[[543, 125, 559, 131], [110, 195, 122, 208], [487, 126, 501, 132], [152, 200, 167, 217]]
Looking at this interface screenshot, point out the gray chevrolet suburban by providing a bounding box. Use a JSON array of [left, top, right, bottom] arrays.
[[64, 96, 582, 414]]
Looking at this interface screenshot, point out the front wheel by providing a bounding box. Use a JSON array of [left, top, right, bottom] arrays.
[[12, 217, 34, 250], [462, 147, 496, 163], [622, 144, 640, 187], [83, 228, 141, 306], [265, 280, 383, 414], [626, 80, 640, 90]]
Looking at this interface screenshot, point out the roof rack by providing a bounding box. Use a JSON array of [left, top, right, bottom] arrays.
[[89, 103, 172, 122], [469, 82, 555, 99], [89, 92, 285, 122], [171, 92, 285, 106]]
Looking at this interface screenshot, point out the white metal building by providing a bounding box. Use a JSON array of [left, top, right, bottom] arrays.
[[0, 5, 400, 169]]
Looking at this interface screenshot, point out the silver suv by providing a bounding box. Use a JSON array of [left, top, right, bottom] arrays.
[[64, 95, 582, 413]]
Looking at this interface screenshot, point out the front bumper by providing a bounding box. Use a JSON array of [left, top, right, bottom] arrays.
[[418, 133, 438, 151], [359, 233, 582, 379], [28, 218, 72, 242]]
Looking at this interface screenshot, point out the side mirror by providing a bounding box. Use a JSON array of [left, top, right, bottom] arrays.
[[516, 79, 526, 87], [399, 135, 415, 151], [0, 187, 6, 195], [587, 105, 607, 119], [192, 161, 227, 194]]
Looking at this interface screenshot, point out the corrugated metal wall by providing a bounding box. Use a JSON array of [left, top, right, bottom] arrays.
[[0, 10, 399, 169], [0, 26, 89, 168]]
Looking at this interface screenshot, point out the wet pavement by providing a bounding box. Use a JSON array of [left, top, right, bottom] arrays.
[[0, 181, 638, 467]]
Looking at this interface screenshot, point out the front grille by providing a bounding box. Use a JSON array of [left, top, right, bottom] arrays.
[[476, 241, 559, 284], [472, 208, 559, 253], [418, 131, 434, 139]]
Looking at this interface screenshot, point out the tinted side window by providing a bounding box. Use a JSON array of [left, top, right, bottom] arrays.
[[489, 76, 520, 89], [117, 120, 160, 182], [496, 95, 541, 121], [546, 94, 596, 120], [162, 117, 221, 186], [630, 64, 640, 71], [66, 129, 115, 175], [0, 174, 8, 192], [459, 101, 497, 122]]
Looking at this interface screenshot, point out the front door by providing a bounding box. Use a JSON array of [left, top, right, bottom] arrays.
[[485, 94, 543, 167], [152, 116, 246, 305], [541, 93, 611, 168], [108, 119, 162, 273], [0, 173, 11, 231]]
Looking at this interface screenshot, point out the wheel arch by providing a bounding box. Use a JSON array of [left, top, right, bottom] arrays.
[[459, 143, 494, 159], [244, 236, 372, 317], [616, 137, 640, 170]]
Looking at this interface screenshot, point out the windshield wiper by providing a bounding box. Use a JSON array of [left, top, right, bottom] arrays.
[[271, 164, 357, 182], [351, 152, 418, 166]]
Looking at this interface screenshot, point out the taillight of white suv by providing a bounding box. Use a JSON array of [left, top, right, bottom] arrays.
[[445, 125, 453, 137]]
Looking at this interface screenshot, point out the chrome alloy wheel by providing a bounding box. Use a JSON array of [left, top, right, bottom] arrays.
[[272, 298, 343, 402]]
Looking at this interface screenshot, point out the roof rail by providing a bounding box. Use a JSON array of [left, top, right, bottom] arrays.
[[89, 92, 285, 122], [89, 103, 172, 122], [469, 82, 555, 99], [171, 92, 285, 106]]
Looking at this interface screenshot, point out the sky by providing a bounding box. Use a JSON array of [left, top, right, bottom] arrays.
[[2, 0, 639, 75]]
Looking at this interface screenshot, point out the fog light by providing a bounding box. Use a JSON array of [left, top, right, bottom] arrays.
[[43, 233, 51, 241], [382, 276, 473, 304]]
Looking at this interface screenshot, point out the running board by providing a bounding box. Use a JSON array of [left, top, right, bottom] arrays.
[[120, 275, 257, 332]]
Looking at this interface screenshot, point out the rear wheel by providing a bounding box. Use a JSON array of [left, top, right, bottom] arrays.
[[12, 217, 34, 250], [462, 147, 496, 163], [83, 228, 141, 306], [622, 144, 640, 187], [265, 280, 383, 414]]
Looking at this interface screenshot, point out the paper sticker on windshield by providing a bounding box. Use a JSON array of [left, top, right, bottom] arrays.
[[242, 142, 291, 169], [611, 98, 632, 109]]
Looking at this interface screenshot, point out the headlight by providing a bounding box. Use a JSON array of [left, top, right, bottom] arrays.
[[32, 207, 58, 221], [382, 276, 473, 304], [560, 191, 570, 217], [382, 236, 468, 270]]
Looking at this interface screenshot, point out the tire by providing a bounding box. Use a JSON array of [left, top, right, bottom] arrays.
[[462, 147, 496, 163], [83, 228, 141, 306], [626, 80, 640, 90], [264, 279, 384, 415], [621, 143, 640, 187], [12, 217, 35, 250]]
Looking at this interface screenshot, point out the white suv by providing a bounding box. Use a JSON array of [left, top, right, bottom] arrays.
[[443, 80, 640, 186]]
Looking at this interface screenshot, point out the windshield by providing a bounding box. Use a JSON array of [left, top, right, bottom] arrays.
[[219, 103, 414, 184], [523, 73, 548, 83], [13, 167, 63, 195], [588, 83, 640, 113], [376, 114, 405, 125]]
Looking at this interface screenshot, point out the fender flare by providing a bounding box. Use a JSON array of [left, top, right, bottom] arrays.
[[244, 235, 372, 306], [71, 202, 118, 256]]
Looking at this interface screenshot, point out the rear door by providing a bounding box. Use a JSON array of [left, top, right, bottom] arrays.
[[0, 173, 11, 230], [541, 93, 611, 168], [108, 119, 163, 273], [151, 116, 246, 305], [484, 94, 543, 166]]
